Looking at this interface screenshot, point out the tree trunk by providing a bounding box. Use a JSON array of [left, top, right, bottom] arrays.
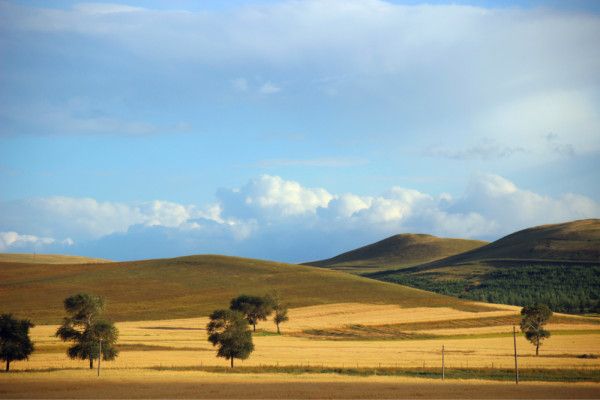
[[276, 323, 280, 334], [230, 358, 234, 368], [5, 360, 9, 372], [89, 356, 94, 369], [253, 323, 256, 332], [536, 340, 539, 356]]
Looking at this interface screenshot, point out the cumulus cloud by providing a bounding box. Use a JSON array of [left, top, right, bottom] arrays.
[[0, 197, 201, 240], [1, 174, 599, 261], [0, 231, 58, 251], [217, 175, 333, 220]]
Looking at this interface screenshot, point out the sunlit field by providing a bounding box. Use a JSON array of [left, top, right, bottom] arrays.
[[2, 303, 599, 398]]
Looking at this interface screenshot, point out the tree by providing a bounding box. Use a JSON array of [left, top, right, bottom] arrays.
[[55, 293, 119, 369], [229, 295, 273, 332], [520, 304, 553, 356], [206, 309, 254, 368], [266, 292, 289, 334], [0, 314, 34, 372]]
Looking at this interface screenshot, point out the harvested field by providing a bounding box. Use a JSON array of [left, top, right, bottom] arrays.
[[1, 371, 599, 399], [3, 303, 599, 399], [10, 303, 600, 372]]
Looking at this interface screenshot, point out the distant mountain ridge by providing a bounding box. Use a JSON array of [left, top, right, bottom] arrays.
[[412, 219, 600, 269], [306, 233, 487, 273], [369, 219, 600, 314]]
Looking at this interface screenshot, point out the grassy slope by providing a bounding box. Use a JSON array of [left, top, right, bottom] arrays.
[[0, 253, 110, 264], [369, 219, 600, 312], [0, 255, 494, 324], [396, 219, 600, 274], [305, 234, 487, 273]]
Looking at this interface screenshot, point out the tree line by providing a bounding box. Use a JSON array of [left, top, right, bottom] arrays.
[[381, 265, 600, 314], [208, 291, 288, 367], [1, 291, 555, 371], [0, 291, 289, 371]]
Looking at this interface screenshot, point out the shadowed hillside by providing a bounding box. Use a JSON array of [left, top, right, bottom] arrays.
[[0, 253, 110, 264], [306, 234, 487, 273], [0, 254, 494, 324], [370, 219, 600, 313], [410, 219, 600, 269]]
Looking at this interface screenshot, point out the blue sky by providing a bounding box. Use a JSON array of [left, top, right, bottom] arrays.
[[1, 0, 599, 262]]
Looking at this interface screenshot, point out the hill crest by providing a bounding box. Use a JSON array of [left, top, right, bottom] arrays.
[[306, 233, 487, 273], [0, 254, 493, 324], [402, 219, 600, 272]]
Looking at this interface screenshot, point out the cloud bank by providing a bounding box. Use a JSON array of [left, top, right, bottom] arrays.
[[1, 174, 598, 262], [1, 0, 599, 162]]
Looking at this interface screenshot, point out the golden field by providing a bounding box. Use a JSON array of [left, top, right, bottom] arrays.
[[2, 371, 600, 399], [2, 255, 598, 397], [17, 303, 600, 370], [2, 302, 599, 398]]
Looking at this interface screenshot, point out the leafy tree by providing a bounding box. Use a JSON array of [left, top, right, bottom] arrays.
[[229, 295, 273, 332], [55, 293, 119, 369], [266, 292, 289, 334], [207, 309, 254, 368], [520, 304, 553, 356], [0, 314, 34, 372]]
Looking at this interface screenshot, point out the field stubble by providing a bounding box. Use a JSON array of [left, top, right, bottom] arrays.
[[11, 303, 600, 371]]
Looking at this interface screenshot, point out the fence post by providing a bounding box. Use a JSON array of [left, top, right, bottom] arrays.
[[442, 344, 445, 381], [513, 325, 519, 384]]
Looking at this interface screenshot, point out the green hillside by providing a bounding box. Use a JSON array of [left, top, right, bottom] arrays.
[[370, 219, 600, 313], [0, 254, 493, 324], [306, 234, 487, 273], [0, 253, 110, 264]]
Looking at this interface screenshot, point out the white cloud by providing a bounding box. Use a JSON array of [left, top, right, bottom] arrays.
[[476, 90, 600, 156], [451, 173, 600, 232], [218, 175, 333, 219], [0, 231, 56, 251], [1, 0, 598, 159], [259, 82, 281, 95], [1, 174, 599, 261], [0, 197, 202, 240]]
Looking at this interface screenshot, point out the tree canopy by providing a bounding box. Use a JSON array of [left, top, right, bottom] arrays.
[[207, 309, 254, 368], [55, 293, 119, 369], [0, 314, 35, 372], [229, 295, 273, 331], [520, 304, 553, 356], [266, 291, 289, 334]]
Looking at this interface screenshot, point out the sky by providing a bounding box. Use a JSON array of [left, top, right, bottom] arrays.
[[0, 0, 599, 262]]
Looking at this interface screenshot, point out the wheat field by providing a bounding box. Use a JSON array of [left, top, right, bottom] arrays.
[[8, 303, 600, 370], [2, 302, 599, 398]]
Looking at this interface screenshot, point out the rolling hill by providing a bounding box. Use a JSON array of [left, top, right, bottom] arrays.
[[0, 253, 110, 264], [0, 254, 494, 324], [369, 219, 600, 313], [306, 234, 487, 273]]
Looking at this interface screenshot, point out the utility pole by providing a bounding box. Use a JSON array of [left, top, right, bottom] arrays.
[[97, 338, 102, 377], [442, 345, 445, 381], [513, 325, 519, 384]]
